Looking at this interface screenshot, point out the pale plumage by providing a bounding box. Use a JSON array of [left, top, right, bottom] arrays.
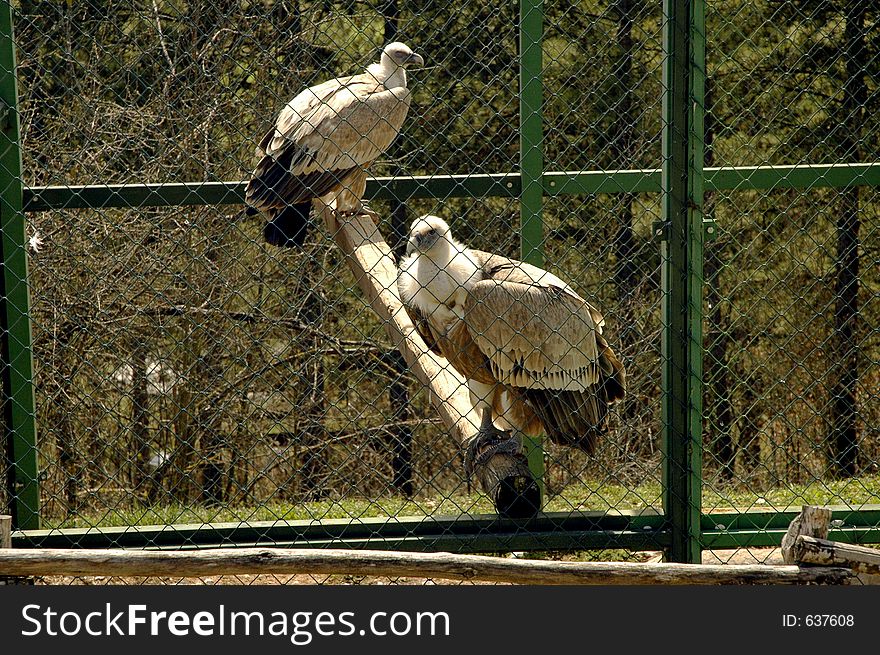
[[245, 42, 424, 247], [398, 215, 626, 461]]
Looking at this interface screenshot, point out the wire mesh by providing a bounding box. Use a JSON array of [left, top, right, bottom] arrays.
[[0, 0, 877, 583], [702, 0, 880, 562], [8, 1, 662, 564]]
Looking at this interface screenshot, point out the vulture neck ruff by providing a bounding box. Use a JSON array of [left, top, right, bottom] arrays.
[[398, 237, 481, 321], [367, 58, 407, 90]]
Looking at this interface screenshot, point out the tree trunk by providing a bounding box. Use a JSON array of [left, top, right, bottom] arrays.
[[194, 334, 226, 506], [611, 0, 638, 420], [131, 343, 151, 499], [828, 2, 865, 478], [299, 262, 328, 501], [737, 371, 762, 478], [701, 80, 735, 478]]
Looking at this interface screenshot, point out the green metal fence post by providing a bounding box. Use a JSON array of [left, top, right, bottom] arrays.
[[0, 2, 39, 529], [660, 0, 704, 563], [519, 0, 545, 499]]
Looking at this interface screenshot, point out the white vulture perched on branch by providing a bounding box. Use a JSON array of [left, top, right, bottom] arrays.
[[398, 215, 626, 472], [244, 42, 424, 247]]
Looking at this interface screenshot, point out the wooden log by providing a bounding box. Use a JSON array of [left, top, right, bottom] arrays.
[[0, 547, 858, 585], [781, 505, 832, 564], [794, 535, 880, 577], [0, 514, 33, 585], [0, 515, 10, 548], [322, 209, 539, 516]]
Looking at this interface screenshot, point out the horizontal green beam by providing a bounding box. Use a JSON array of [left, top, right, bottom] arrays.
[[706, 162, 880, 192], [548, 163, 880, 193], [12, 510, 666, 551], [703, 505, 880, 549], [702, 505, 880, 532], [702, 527, 880, 550], [21, 163, 880, 212], [25, 182, 246, 211], [12, 506, 879, 552], [543, 169, 661, 194], [23, 174, 521, 212]]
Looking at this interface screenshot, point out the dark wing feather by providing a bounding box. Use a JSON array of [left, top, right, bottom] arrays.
[[403, 304, 443, 357]]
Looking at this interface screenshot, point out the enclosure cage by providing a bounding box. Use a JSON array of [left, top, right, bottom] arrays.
[[0, 0, 878, 579]]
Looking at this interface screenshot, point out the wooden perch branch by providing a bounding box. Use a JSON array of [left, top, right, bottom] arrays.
[[0, 547, 858, 585], [323, 209, 539, 516]]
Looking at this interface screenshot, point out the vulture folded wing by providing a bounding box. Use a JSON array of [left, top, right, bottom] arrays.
[[272, 78, 411, 176], [463, 272, 602, 393], [473, 250, 607, 328], [246, 76, 411, 212]]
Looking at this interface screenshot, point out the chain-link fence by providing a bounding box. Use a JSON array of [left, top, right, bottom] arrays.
[[699, 0, 880, 562], [1, 0, 878, 582]]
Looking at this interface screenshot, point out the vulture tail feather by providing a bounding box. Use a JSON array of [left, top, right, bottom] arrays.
[[597, 335, 627, 403], [246, 149, 299, 208], [518, 388, 608, 454], [264, 203, 311, 247]]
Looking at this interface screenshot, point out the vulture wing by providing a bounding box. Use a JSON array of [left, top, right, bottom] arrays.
[[463, 253, 604, 393], [247, 75, 411, 210], [402, 303, 443, 357], [464, 252, 624, 452]]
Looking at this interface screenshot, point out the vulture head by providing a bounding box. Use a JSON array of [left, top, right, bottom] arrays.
[[406, 215, 453, 255], [381, 42, 425, 70]]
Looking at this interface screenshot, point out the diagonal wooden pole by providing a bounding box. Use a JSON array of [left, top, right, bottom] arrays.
[[322, 209, 539, 517]]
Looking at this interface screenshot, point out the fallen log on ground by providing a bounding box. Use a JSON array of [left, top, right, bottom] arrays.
[[0, 546, 859, 585], [793, 535, 880, 581]]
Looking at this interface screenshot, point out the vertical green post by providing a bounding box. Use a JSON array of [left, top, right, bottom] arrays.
[[519, 0, 545, 498], [0, 2, 39, 529], [660, 0, 704, 563]]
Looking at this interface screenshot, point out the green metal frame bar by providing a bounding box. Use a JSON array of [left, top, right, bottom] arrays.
[[21, 163, 880, 212], [11, 506, 880, 552], [660, 0, 703, 564], [519, 0, 546, 498], [11, 510, 668, 551], [687, 0, 708, 559], [0, 2, 38, 530]]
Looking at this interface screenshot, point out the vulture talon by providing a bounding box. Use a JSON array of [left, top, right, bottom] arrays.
[[464, 427, 520, 479], [334, 204, 380, 220], [359, 204, 381, 220]]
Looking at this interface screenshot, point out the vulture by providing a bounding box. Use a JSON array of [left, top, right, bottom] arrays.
[[245, 42, 424, 247], [397, 215, 626, 470]]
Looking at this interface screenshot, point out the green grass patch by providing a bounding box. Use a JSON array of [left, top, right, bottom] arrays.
[[40, 473, 880, 530]]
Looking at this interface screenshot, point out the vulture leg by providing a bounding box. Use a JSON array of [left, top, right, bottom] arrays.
[[464, 382, 522, 478], [330, 169, 378, 219]]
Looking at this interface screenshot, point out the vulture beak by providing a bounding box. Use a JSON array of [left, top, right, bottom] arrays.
[[407, 52, 425, 67], [414, 231, 435, 251]]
